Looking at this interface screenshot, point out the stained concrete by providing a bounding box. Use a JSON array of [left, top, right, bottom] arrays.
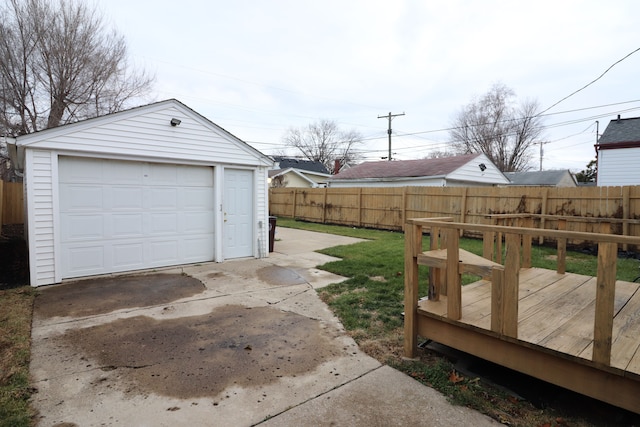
[[29, 227, 499, 427]]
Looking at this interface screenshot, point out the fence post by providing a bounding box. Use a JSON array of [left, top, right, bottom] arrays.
[[358, 188, 363, 228], [292, 189, 297, 219], [539, 188, 549, 245], [623, 186, 630, 251], [322, 187, 327, 224], [459, 187, 467, 237]]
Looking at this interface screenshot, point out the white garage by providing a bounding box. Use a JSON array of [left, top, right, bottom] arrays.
[[17, 99, 273, 286]]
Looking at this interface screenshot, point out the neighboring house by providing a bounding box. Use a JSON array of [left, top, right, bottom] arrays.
[[327, 153, 509, 188], [503, 170, 577, 187], [268, 168, 331, 188], [596, 115, 640, 186], [269, 157, 331, 188], [16, 99, 274, 287]]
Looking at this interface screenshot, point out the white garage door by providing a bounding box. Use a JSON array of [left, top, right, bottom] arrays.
[[59, 157, 215, 279]]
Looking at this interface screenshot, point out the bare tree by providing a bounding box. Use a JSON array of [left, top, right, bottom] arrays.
[[449, 83, 544, 172], [0, 0, 154, 136], [282, 119, 363, 173]]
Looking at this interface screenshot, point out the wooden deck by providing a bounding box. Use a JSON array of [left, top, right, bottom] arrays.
[[404, 218, 640, 414], [418, 268, 640, 377]]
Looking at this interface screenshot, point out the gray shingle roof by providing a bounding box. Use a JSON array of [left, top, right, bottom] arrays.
[[272, 157, 329, 174], [331, 153, 481, 180], [504, 170, 575, 186], [598, 116, 640, 145]]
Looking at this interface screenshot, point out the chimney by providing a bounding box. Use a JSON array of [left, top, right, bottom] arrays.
[[617, 114, 621, 123], [334, 159, 341, 174]]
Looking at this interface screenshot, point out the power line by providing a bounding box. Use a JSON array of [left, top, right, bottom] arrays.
[[539, 47, 640, 115]]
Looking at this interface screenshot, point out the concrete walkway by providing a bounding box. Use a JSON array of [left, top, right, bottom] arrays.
[[30, 227, 499, 426]]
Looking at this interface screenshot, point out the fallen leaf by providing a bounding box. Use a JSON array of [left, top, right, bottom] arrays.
[[449, 370, 464, 384]]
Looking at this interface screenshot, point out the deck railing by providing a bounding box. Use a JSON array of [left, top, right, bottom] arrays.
[[404, 217, 640, 366]]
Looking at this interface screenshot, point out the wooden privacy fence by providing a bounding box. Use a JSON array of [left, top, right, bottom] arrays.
[[1, 181, 24, 225], [269, 186, 640, 246]]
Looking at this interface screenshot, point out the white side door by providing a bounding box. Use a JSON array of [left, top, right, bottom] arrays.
[[223, 169, 254, 258]]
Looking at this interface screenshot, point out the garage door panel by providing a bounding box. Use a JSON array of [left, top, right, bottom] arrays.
[[111, 187, 144, 210], [180, 165, 214, 186], [149, 239, 179, 264], [149, 188, 178, 209], [60, 157, 215, 279], [59, 157, 104, 183], [108, 160, 144, 185], [183, 212, 214, 233], [66, 245, 106, 274], [113, 243, 144, 268], [112, 213, 144, 237], [61, 185, 103, 211], [63, 214, 104, 240], [149, 213, 179, 235], [183, 236, 215, 260], [148, 163, 178, 185]]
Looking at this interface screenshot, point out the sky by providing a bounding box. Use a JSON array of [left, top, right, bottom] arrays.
[[95, 0, 640, 172]]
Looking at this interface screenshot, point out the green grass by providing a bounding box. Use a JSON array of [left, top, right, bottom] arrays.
[[0, 286, 36, 427], [276, 217, 640, 426]]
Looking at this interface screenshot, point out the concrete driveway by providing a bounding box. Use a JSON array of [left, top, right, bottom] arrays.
[[30, 227, 499, 427]]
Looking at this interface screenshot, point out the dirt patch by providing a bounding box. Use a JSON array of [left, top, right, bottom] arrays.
[[35, 273, 205, 318], [59, 305, 342, 399], [257, 265, 307, 286]]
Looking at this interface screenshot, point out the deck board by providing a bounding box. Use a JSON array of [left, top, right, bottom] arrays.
[[418, 267, 640, 378]]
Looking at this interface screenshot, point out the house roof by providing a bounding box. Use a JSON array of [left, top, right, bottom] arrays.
[[331, 153, 482, 180], [504, 170, 577, 186], [272, 157, 329, 174], [597, 116, 640, 147]]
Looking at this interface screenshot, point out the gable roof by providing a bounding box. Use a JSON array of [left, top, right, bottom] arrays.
[[16, 99, 273, 166], [597, 116, 640, 148], [331, 153, 482, 180], [272, 157, 329, 174], [504, 170, 577, 186]]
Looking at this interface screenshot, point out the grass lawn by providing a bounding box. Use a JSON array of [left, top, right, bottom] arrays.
[[0, 286, 36, 427], [277, 217, 640, 427]]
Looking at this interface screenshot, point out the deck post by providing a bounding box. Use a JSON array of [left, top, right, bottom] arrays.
[[404, 222, 422, 358], [593, 241, 617, 365], [482, 231, 495, 262], [446, 227, 462, 320], [490, 266, 504, 333], [522, 217, 533, 268], [557, 219, 567, 274], [428, 226, 440, 301], [503, 233, 521, 338]]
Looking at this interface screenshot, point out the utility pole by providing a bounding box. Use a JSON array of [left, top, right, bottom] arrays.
[[378, 111, 405, 161], [535, 141, 550, 171]]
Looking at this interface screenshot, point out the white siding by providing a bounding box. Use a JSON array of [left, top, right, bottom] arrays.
[[447, 153, 510, 185], [26, 150, 56, 285], [598, 148, 640, 186]]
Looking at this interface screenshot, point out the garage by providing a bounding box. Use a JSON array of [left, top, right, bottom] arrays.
[[17, 99, 273, 286]]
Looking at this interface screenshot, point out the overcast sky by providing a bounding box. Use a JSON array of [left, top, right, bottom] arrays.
[[96, 0, 640, 172]]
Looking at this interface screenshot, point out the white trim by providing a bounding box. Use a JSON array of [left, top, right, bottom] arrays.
[[51, 153, 62, 283], [214, 165, 224, 262], [25, 149, 37, 286]]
